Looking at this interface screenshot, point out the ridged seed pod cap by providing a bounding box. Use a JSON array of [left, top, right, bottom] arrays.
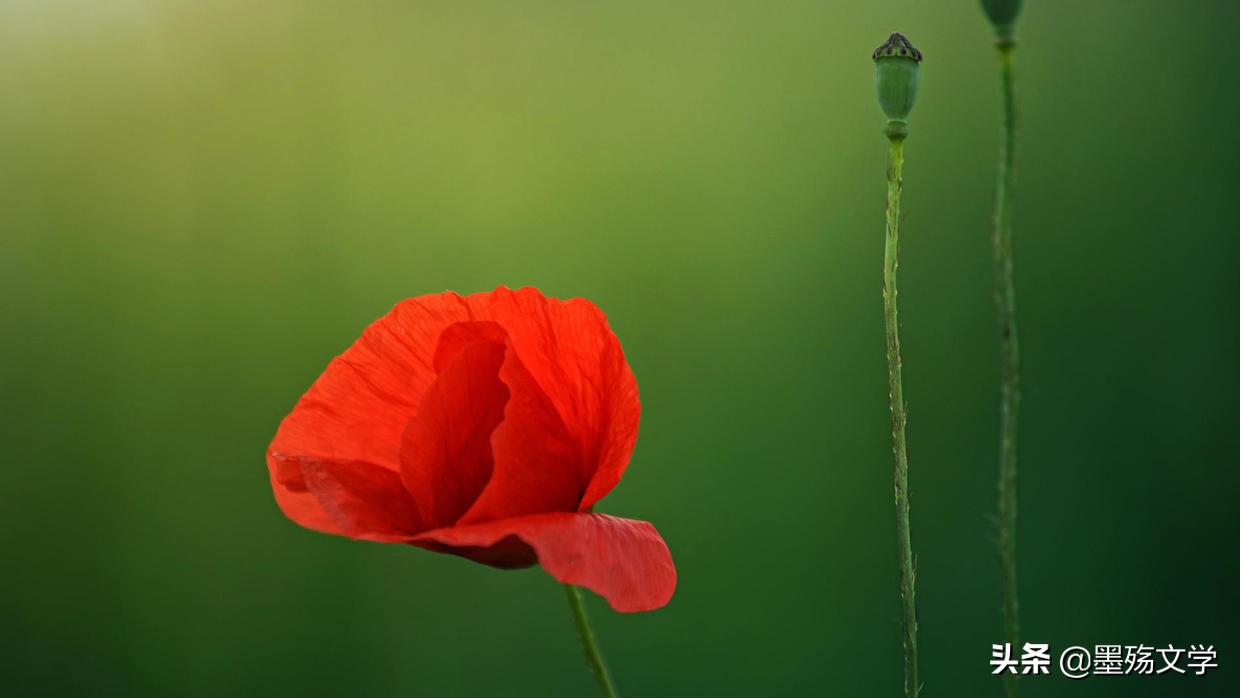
[[980, 0, 1023, 33], [873, 33, 922, 124]]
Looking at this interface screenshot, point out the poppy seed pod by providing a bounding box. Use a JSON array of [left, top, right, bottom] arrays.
[[873, 33, 922, 135], [980, 0, 1023, 33]]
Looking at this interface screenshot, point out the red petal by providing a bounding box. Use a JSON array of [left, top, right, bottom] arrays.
[[575, 339, 640, 511], [414, 513, 676, 613], [274, 454, 421, 541], [455, 345, 584, 524], [269, 292, 484, 477], [431, 320, 508, 372], [268, 451, 345, 535], [462, 288, 640, 510], [400, 335, 509, 528]]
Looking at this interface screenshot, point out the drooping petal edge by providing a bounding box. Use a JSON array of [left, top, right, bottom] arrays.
[[413, 512, 676, 613], [270, 452, 423, 542]]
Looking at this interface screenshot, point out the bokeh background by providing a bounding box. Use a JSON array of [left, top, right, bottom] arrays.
[[2, 1, 1236, 696]]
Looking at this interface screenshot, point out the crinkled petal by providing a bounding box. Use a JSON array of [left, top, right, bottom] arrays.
[[267, 451, 344, 536], [273, 454, 421, 542], [269, 292, 483, 475], [575, 339, 639, 511], [414, 512, 676, 613], [456, 345, 583, 524], [460, 288, 641, 510], [400, 335, 509, 528]]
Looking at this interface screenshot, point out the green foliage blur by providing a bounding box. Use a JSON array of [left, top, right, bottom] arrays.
[[2, 1, 1236, 695]]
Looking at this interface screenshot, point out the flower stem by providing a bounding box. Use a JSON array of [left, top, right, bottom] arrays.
[[993, 36, 1021, 698], [563, 584, 618, 698], [884, 133, 919, 698]]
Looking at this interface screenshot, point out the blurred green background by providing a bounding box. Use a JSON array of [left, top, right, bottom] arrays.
[[2, 1, 1236, 695]]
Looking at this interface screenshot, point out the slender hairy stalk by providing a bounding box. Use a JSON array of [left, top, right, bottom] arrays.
[[872, 33, 923, 697], [564, 584, 618, 698], [993, 35, 1021, 698], [884, 135, 919, 698]]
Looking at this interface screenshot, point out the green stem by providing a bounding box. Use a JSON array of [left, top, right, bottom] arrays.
[[563, 584, 618, 698], [884, 133, 919, 698], [994, 38, 1021, 698]]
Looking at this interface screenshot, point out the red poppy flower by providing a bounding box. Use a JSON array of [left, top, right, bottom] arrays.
[[267, 286, 676, 612]]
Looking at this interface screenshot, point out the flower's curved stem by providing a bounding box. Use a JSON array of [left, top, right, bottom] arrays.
[[564, 584, 618, 698], [884, 134, 919, 698], [993, 36, 1022, 698]]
